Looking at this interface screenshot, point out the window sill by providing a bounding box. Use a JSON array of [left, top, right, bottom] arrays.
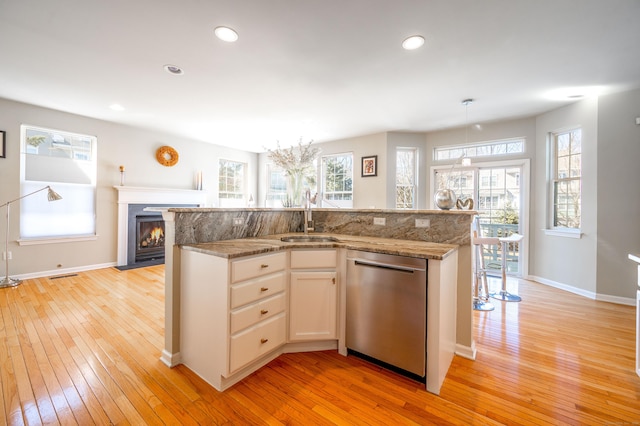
[[18, 235, 98, 246], [544, 229, 582, 239]]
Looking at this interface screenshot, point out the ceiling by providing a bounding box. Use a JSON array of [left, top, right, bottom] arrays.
[[1, 0, 639, 153]]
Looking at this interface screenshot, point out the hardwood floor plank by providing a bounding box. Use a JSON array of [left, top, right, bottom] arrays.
[[2, 266, 640, 425]]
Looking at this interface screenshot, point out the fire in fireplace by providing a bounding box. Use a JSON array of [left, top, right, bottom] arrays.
[[135, 216, 165, 262]]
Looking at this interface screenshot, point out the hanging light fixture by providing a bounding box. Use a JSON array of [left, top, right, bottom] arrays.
[[434, 98, 475, 210], [461, 98, 474, 166]]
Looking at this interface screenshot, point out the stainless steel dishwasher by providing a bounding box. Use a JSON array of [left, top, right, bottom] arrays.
[[346, 250, 427, 381]]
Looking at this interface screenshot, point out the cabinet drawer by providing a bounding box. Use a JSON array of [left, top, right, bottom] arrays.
[[230, 272, 286, 308], [229, 312, 286, 373], [290, 249, 337, 269], [230, 292, 286, 334], [231, 252, 286, 283]]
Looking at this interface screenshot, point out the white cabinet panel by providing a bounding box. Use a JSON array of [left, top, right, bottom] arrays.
[[290, 271, 337, 341]]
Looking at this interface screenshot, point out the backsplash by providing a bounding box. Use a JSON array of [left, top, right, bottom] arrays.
[[172, 208, 474, 246]]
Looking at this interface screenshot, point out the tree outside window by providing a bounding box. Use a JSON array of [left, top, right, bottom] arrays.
[[218, 159, 245, 205], [321, 153, 353, 207], [396, 148, 416, 209], [552, 129, 581, 229]]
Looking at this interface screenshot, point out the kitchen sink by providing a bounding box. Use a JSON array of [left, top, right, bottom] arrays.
[[280, 236, 339, 243]]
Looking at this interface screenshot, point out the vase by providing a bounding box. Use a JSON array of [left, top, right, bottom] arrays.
[[285, 171, 304, 207], [434, 188, 457, 210]]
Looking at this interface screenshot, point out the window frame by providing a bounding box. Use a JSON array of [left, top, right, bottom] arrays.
[[265, 163, 287, 207], [433, 137, 525, 162], [320, 152, 353, 208], [395, 147, 417, 209], [547, 127, 582, 236], [218, 158, 247, 203], [19, 124, 98, 244]]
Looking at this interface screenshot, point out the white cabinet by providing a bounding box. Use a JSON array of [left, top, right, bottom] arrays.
[[180, 249, 287, 391], [289, 250, 338, 341]]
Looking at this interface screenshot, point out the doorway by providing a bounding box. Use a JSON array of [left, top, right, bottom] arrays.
[[433, 159, 529, 277]]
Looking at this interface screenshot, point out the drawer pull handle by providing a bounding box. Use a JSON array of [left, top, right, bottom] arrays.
[[260, 264, 269, 269], [260, 338, 269, 344], [260, 287, 269, 292], [332, 278, 336, 285], [260, 309, 269, 315]]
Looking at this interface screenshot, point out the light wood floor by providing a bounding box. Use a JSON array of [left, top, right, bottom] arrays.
[[1, 266, 638, 425]]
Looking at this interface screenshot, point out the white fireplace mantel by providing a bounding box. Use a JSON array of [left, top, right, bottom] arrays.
[[115, 186, 206, 266]]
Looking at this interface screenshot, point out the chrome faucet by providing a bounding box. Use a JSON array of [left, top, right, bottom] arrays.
[[304, 189, 314, 234]]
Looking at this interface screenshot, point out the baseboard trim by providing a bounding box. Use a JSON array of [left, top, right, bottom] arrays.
[[455, 343, 476, 360], [12, 262, 117, 281], [527, 275, 635, 306], [160, 350, 181, 367]]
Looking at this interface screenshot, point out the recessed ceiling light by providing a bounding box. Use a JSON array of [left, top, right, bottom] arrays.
[[402, 35, 425, 50], [544, 86, 603, 100], [109, 103, 125, 111], [214, 26, 238, 42], [164, 64, 184, 75]]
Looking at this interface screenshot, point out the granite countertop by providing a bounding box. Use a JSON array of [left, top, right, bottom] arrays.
[[181, 233, 458, 260]]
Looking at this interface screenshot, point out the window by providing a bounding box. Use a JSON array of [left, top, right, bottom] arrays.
[[551, 129, 581, 229], [396, 148, 417, 209], [20, 125, 97, 240], [434, 138, 524, 161], [321, 153, 353, 207], [265, 164, 287, 207], [218, 159, 246, 205]]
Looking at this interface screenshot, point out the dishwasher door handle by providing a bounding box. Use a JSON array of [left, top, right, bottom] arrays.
[[353, 259, 419, 273]]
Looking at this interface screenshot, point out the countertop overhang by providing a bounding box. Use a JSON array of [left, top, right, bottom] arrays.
[[180, 233, 458, 260]]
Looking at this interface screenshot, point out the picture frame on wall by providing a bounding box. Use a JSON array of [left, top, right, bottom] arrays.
[[0, 131, 5, 158], [361, 155, 377, 177]]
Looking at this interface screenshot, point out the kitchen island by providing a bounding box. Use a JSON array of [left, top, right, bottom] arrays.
[[159, 208, 475, 395], [179, 233, 458, 394]]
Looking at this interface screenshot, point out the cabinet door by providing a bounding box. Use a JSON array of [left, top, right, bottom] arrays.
[[289, 271, 337, 341]]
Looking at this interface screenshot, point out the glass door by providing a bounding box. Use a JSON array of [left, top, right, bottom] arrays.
[[434, 162, 525, 276]]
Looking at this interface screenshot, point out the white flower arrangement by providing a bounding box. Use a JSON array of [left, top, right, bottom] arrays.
[[267, 139, 320, 177]]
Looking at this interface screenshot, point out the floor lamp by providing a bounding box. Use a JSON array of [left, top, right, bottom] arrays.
[[1, 185, 63, 288]]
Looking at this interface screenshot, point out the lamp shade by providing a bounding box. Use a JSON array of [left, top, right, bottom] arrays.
[[47, 187, 63, 202]]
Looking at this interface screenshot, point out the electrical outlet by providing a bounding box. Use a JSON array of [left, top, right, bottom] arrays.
[[415, 219, 430, 228], [233, 218, 244, 226], [2, 251, 11, 260], [373, 217, 386, 226]]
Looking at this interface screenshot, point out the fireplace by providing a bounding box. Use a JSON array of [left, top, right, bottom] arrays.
[[127, 204, 169, 266], [135, 215, 165, 262], [115, 186, 206, 267]]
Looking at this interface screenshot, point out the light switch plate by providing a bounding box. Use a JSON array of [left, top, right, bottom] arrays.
[[373, 217, 386, 226], [415, 218, 430, 228]]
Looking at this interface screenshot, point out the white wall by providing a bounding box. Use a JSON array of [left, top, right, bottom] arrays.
[[596, 88, 640, 300], [531, 98, 599, 295], [0, 97, 257, 277]]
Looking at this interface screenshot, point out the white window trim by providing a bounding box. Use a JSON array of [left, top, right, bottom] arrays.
[[320, 152, 353, 208], [218, 158, 247, 200], [544, 228, 583, 239], [396, 147, 418, 209], [547, 127, 582, 233], [18, 235, 99, 245], [433, 137, 525, 162], [20, 124, 98, 241]]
